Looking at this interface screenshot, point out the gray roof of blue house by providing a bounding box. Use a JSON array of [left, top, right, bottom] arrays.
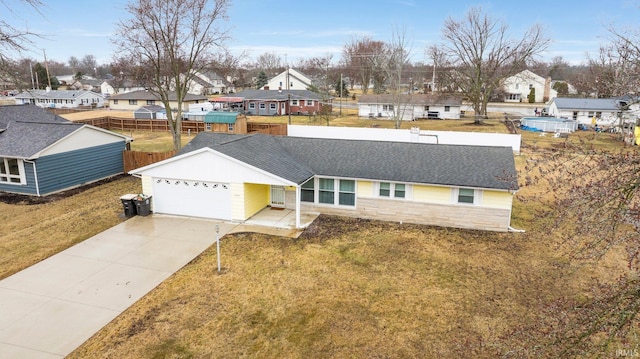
[[14, 89, 102, 100], [550, 97, 621, 111], [176, 132, 518, 190], [0, 105, 83, 158], [232, 89, 325, 101]]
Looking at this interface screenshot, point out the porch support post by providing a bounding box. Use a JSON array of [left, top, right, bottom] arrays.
[[295, 185, 301, 229]]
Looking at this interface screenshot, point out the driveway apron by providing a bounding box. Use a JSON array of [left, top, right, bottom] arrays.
[[0, 214, 235, 358]]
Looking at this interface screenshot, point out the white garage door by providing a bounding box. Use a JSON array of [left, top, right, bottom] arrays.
[[152, 178, 232, 220]]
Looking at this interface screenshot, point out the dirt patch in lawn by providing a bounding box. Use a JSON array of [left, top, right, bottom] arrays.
[[0, 175, 132, 205]]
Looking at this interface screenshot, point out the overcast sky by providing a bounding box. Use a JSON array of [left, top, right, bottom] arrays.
[[5, 0, 640, 66]]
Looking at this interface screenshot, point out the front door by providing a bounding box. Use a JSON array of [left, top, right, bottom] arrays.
[[270, 186, 285, 208]]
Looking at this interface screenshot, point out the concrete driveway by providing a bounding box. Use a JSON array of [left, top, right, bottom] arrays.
[[0, 214, 236, 358]]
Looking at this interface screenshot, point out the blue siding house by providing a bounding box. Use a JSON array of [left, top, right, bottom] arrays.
[[0, 105, 132, 196]]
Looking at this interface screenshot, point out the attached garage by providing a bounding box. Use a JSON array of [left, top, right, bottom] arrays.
[[151, 177, 232, 219]]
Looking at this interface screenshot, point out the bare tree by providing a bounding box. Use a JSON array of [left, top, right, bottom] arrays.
[[0, 0, 42, 87], [383, 28, 412, 129], [438, 6, 549, 123], [253, 52, 284, 76], [114, 0, 230, 151], [341, 36, 386, 94]]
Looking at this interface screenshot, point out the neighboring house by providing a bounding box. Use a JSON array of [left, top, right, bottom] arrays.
[[547, 97, 623, 125], [189, 71, 235, 95], [358, 94, 463, 120], [100, 80, 147, 96], [234, 89, 328, 116], [13, 89, 106, 109], [502, 70, 556, 103], [0, 104, 132, 196], [108, 90, 208, 111], [129, 132, 518, 232], [264, 68, 312, 91]]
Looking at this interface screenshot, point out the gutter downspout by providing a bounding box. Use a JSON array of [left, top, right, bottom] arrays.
[[507, 189, 525, 233], [23, 159, 40, 196], [295, 185, 301, 229]]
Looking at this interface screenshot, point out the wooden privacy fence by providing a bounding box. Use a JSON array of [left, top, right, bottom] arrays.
[[76, 117, 287, 135], [247, 122, 288, 135], [123, 150, 176, 173], [77, 117, 206, 133]]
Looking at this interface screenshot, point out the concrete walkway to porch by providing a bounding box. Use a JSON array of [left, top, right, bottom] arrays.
[[232, 207, 319, 238]]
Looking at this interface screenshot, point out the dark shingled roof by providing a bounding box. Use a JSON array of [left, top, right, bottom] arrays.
[[0, 105, 83, 158], [176, 132, 518, 190], [232, 89, 324, 101]]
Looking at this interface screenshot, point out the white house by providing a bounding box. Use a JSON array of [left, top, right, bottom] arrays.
[[264, 68, 312, 91], [547, 97, 622, 126], [503, 70, 556, 103], [358, 94, 463, 120], [100, 80, 147, 96], [188, 71, 235, 95], [13, 89, 106, 109]]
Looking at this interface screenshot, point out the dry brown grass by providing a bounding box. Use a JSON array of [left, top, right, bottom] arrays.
[[68, 216, 572, 358], [60, 110, 134, 121], [0, 176, 141, 279]]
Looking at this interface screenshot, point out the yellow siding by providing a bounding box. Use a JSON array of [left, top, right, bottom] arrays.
[[357, 181, 373, 197], [413, 185, 451, 204], [230, 183, 245, 221], [141, 175, 153, 196], [481, 190, 513, 209], [244, 183, 269, 218]]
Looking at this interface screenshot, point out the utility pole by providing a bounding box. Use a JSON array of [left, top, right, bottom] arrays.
[[431, 63, 436, 94], [287, 66, 291, 125], [43, 49, 52, 90], [339, 73, 343, 116]]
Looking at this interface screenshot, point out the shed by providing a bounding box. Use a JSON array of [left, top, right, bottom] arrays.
[[203, 111, 246, 134], [134, 105, 165, 119]]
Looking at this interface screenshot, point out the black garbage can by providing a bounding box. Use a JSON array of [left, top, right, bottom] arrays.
[[133, 195, 152, 216], [120, 194, 138, 217]]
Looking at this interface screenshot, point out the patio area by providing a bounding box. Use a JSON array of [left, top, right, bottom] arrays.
[[230, 207, 319, 238]]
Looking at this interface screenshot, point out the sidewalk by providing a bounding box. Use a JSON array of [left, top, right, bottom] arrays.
[[0, 215, 235, 358]]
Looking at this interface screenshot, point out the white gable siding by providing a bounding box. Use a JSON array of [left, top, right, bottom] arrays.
[[133, 150, 295, 186], [39, 127, 126, 157]]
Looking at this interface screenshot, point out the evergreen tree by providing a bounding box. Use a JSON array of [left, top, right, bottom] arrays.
[[256, 71, 268, 89], [528, 87, 536, 103], [334, 78, 349, 97]]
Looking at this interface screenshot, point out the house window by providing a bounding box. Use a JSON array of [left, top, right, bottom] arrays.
[[457, 188, 475, 204], [206, 123, 212, 131], [379, 182, 391, 197], [572, 111, 578, 120], [301, 178, 314, 202], [383, 104, 394, 111], [249, 103, 255, 109], [129, 100, 137, 105], [270, 103, 276, 110], [318, 178, 334, 204], [227, 123, 234, 132], [444, 106, 450, 112], [0, 158, 24, 184], [339, 180, 355, 206], [424, 105, 430, 111], [306, 100, 313, 106], [113, 100, 118, 105], [146, 100, 155, 105], [379, 182, 406, 199], [259, 103, 266, 109], [291, 99, 298, 106]]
